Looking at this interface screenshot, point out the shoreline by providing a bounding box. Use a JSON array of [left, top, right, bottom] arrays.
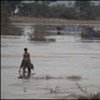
[[9, 17, 100, 24]]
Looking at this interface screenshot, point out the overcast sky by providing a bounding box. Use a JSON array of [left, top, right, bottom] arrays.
[[22, 1, 100, 6], [52, 1, 100, 6]]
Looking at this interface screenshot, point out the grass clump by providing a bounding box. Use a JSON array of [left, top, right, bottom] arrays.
[[66, 82, 100, 99]]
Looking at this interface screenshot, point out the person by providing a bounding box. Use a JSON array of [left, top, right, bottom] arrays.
[[19, 48, 31, 76]]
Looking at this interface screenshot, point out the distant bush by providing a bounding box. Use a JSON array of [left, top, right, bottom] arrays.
[[34, 24, 47, 40], [81, 26, 100, 39], [28, 24, 47, 41], [95, 30, 100, 38], [29, 24, 55, 42], [1, 2, 22, 35]]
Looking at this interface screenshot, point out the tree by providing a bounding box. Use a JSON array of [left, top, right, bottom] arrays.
[[18, 3, 34, 16], [1, 0, 22, 16], [67, 1, 73, 7], [1, 2, 9, 24], [93, 5, 100, 19], [1, 1, 22, 35], [74, 0, 94, 20], [32, 0, 57, 17]]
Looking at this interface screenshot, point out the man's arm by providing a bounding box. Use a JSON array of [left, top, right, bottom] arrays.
[[28, 53, 31, 63], [23, 53, 25, 59]]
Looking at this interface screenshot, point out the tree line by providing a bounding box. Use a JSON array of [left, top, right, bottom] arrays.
[[1, 0, 100, 20], [1, 0, 100, 35], [1, 1, 22, 35]]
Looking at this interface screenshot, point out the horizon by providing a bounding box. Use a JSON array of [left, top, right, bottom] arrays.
[[22, 1, 100, 6]]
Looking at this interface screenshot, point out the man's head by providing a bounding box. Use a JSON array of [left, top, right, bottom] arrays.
[[24, 48, 28, 52]]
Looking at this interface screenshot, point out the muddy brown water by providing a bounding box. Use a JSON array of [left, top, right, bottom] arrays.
[[1, 35, 100, 99]]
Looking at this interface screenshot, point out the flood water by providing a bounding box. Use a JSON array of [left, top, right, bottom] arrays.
[[1, 35, 100, 99]]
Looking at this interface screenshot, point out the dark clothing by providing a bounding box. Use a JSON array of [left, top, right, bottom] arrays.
[[20, 59, 30, 68], [19, 50, 33, 77], [23, 52, 30, 61], [20, 51, 31, 68]]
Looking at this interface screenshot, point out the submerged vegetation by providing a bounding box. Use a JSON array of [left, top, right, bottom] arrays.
[[67, 75, 82, 81], [66, 82, 100, 99]]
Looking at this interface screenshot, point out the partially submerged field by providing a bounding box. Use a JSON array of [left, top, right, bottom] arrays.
[[9, 17, 100, 24], [1, 35, 100, 99]]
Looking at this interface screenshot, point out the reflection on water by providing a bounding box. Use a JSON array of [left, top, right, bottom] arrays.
[[1, 35, 100, 99]]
